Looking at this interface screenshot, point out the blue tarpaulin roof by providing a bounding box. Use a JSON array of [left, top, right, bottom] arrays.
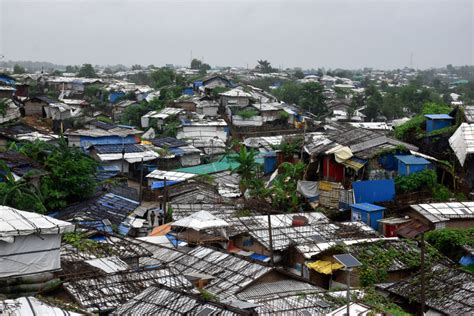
[[151, 180, 181, 189], [166, 234, 185, 247], [424, 114, 453, 120], [250, 253, 270, 262], [350, 203, 386, 212], [169, 147, 185, 156], [395, 155, 431, 165]]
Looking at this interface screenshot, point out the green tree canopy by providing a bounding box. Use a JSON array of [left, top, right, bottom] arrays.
[[256, 60, 275, 73], [19, 138, 98, 210], [13, 64, 26, 74], [77, 64, 98, 78], [299, 82, 326, 116]]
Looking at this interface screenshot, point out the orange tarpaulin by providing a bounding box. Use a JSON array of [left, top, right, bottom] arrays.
[[149, 224, 171, 236]]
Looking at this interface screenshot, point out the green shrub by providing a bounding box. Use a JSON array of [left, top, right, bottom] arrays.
[[236, 108, 259, 119], [395, 169, 437, 193]]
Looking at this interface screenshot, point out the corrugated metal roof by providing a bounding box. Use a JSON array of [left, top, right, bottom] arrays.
[[410, 202, 474, 224], [424, 114, 453, 120], [146, 170, 197, 181], [394, 155, 430, 165]]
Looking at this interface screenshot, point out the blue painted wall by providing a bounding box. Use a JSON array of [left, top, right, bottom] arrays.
[[398, 160, 429, 176], [351, 205, 385, 231], [263, 152, 277, 175], [109, 91, 126, 103], [353, 179, 395, 203], [426, 119, 452, 133], [182, 87, 194, 96], [378, 153, 399, 171]]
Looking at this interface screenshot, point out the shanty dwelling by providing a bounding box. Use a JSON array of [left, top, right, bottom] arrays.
[[23, 96, 55, 117], [424, 114, 454, 133], [170, 210, 230, 245], [407, 202, 474, 230], [394, 155, 431, 176], [63, 266, 194, 314], [195, 99, 220, 117], [251, 102, 288, 124], [196, 75, 234, 94], [151, 137, 201, 168], [0, 296, 82, 315], [113, 285, 252, 315], [227, 105, 264, 127], [350, 203, 386, 231], [57, 191, 140, 230], [0, 151, 49, 189], [60, 228, 152, 271], [282, 223, 381, 285], [0, 122, 58, 151], [378, 217, 411, 237], [153, 144, 202, 169], [449, 123, 474, 189], [112, 99, 139, 122], [64, 123, 143, 149], [137, 244, 332, 313], [140, 107, 185, 129], [144, 169, 199, 200], [0, 207, 74, 297], [88, 143, 159, 176], [0, 98, 21, 124], [380, 263, 474, 315], [174, 96, 198, 112], [219, 88, 254, 108], [177, 119, 228, 142], [304, 238, 433, 290]]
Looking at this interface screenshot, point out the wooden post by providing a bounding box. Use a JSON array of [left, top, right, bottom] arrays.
[[139, 158, 144, 202], [163, 177, 168, 222], [267, 209, 274, 265], [420, 232, 426, 315]]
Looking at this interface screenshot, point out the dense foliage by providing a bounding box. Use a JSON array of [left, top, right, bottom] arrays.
[[394, 102, 452, 140], [426, 228, 474, 261], [274, 82, 326, 116], [77, 63, 98, 78], [19, 138, 98, 210], [394, 169, 437, 193]]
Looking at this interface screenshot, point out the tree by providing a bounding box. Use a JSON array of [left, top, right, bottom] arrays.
[[77, 64, 98, 78], [13, 64, 26, 74], [199, 63, 211, 75], [131, 64, 143, 70], [0, 162, 46, 213], [231, 147, 260, 192], [300, 82, 326, 116], [274, 81, 302, 105], [65, 65, 78, 73], [190, 58, 202, 70], [294, 69, 305, 79], [268, 162, 305, 212], [19, 138, 98, 210], [103, 67, 114, 74], [256, 60, 274, 73], [150, 67, 177, 89]]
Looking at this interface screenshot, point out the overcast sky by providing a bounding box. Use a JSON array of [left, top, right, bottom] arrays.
[[1, 0, 472, 69]]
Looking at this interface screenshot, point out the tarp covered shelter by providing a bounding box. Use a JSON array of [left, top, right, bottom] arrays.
[[171, 210, 229, 231], [0, 206, 75, 278]]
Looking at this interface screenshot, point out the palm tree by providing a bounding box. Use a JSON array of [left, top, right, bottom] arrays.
[[231, 147, 260, 193], [0, 162, 46, 213], [256, 60, 274, 73]]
